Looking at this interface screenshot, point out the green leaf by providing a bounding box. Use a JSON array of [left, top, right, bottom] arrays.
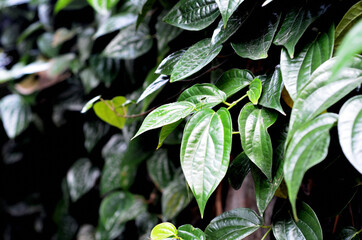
[[157, 120, 183, 149], [215, 0, 245, 27], [178, 83, 227, 110], [288, 56, 362, 138], [259, 66, 285, 115], [156, 10, 183, 52], [136, 0, 155, 28], [0, 94, 32, 139], [137, 75, 169, 104], [17, 21, 43, 43], [227, 152, 251, 190], [231, 7, 281, 60], [247, 78, 262, 105], [215, 69, 254, 98], [103, 23, 152, 59], [284, 113, 337, 219], [205, 208, 263, 240], [178, 224, 206, 240], [89, 56, 121, 87], [155, 49, 186, 75], [273, 202, 323, 240], [133, 101, 195, 139], [181, 107, 232, 217], [0, 61, 50, 83], [273, 4, 328, 58], [81, 95, 101, 113], [93, 96, 127, 130], [150, 222, 177, 240], [163, 0, 220, 31], [48, 53, 76, 76], [337, 226, 361, 240], [54, 0, 73, 13], [147, 149, 175, 190], [87, 0, 119, 14], [280, 25, 334, 100], [37, 33, 61, 58], [338, 95, 362, 174], [238, 103, 277, 180], [83, 121, 110, 152], [171, 39, 222, 82], [335, 1, 362, 49], [211, 16, 244, 46], [93, 13, 138, 39], [66, 158, 100, 202]]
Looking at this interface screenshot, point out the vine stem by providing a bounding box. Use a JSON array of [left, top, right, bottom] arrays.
[[232, 131, 240, 135], [261, 227, 272, 240], [226, 94, 248, 110]]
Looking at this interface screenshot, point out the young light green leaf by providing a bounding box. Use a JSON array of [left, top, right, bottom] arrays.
[[93, 13, 138, 39], [205, 208, 263, 240], [156, 10, 183, 52], [238, 103, 277, 180], [273, 4, 328, 58], [181, 108, 232, 218], [81, 95, 101, 113], [259, 66, 285, 115], [93, 96, 127, 130], [273, 202, 323, 240], [247, 78, 262, 104], [137, 75, 169, 104], [155, 49, 186, 75], [215, 0, 245, 27], [227, 152, 251, 190], [157, 120, 183, 149], [0, 94, 32, 139], [338, 95, 362, 174], [178, 83, 227, 110], [133, 101, 195, 139], [54, 0, 73, 13], [178, 224, 206, 240], [163, 0, 220, 31], [284, 113, 337, 219], [147, 149, 175, 190], [171, 39, 222, 82], [150, 222, 177, 240], [87, 0, 119, 14], [280, 25, 334, 100], [215, 69, 254, 98], [336, 226, 361, 240]]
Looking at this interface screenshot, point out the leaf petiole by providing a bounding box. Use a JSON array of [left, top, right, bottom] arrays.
[[261, 227, 272, 240], [227, 93, 248, 110]]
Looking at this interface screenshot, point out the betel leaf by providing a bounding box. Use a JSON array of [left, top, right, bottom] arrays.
[[54, 0, 73, 13], [163, 0, 220, 31], [157, 120, 183, 149], [66, 158, 100, 202], [284, 113, 337, 219], [87, 0, 118, 14], [156, 10, 183, 53], [171, 39, 222, 82], [215, 0, 245, 27], [247, 78, 262, 105], [181, 107, 232, 218], [178, 224, 206, 240], [137, 75, 169, 104], [155, 49, 186, 75], [238, 103, 277, 180], [227, 152, 251, 190], [288, 56, 362, 139], [150, 222, 177, 240], [215, 69, 254, 98], [205, 208, 263, 240], [136, 0, 155, 28], [338, 95, 362, 174], [231, 6, 281, 60], [211, 16, 244, 46], [83, 121, 110, 152], [335, 1, 362, 49], [93, 96, 127, 130], [132, 101, 195, 139], [0, 94, 32, 139], [280, 25, 334, 100], [337, 226, 361, 240], [273, 202, 323, 240], [147, 149, 175, 190], [177, 83, 227, 110], [259, 66, 285, 115], [273, 3, 328, 58], [93, 13, 138, 39], [103, 23, 152, 59]]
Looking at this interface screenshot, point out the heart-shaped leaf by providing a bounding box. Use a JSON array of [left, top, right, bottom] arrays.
[[178, 224, 206, 240], [211, 16, 245, 46], [338, 95, 362, 174], [93, 96, 127, 130], [155, 49, 186, 75], [247, 78, 262, 104], [94, 13, 138, 39], [205, 208, 263, 240], [83, 121, 110, 152], [227, 152, 251, 190], [137, 75, 169, 104], [181, 107, 232, 217], [215, 69, 254, 98], [215, 0, 245, 27], [147, 149, 175, 190], [150, 222, 177, 240]]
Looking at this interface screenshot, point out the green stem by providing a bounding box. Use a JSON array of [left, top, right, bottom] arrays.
[[261, 227, 272, 240], [227, 94, 248, 110], [223, 101, 232, 107], [352, 228, 362, 238], [232, 131, 240, 135]]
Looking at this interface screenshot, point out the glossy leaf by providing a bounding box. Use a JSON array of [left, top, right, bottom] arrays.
[[238, 103, 277, 180], [211, 16, 244, 46], [259, 66, 285, 115], [338, 95, 362, 174], [147, 149, 175, 190], [247, 78, 262, 105], [280, 25, 334, 100], [93, 96, 127, 130], [262, 0, 272, 7], [273, 4, 327, 58], [0, 94, 32, 139], [67, 158, 100, 202], [205, 208, 263, 240], [284, 113, 337, 219], [103, 23, 152, 59], [215, 0, 245, 27], [163, 0, 220, 31], [178, 224, 206, 240], [156, 11, 183, 52], [137, 75, 169, 103], [0, 61, 50, 83], [215, 69, 254, 98], [273, 202, 323, 240], [93, 13, 137, 39], [37, 32, 60, 58], [150, 222, 177, 240], [81, 95, 101, 113], [337, 226, 361, 240], [178, 83, 227, 110], [83, 121, 110, 152], [171, 38, 222, 82], [155, 49, 186, 75], [181, 108, 232, 217], [136, 0, 155, 28], [54, 0, 73, 13], [87, 0, 118, 14], [157, 120, 183, 149], [227, 152, 251, 190], [133, 101, 195, 139]]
